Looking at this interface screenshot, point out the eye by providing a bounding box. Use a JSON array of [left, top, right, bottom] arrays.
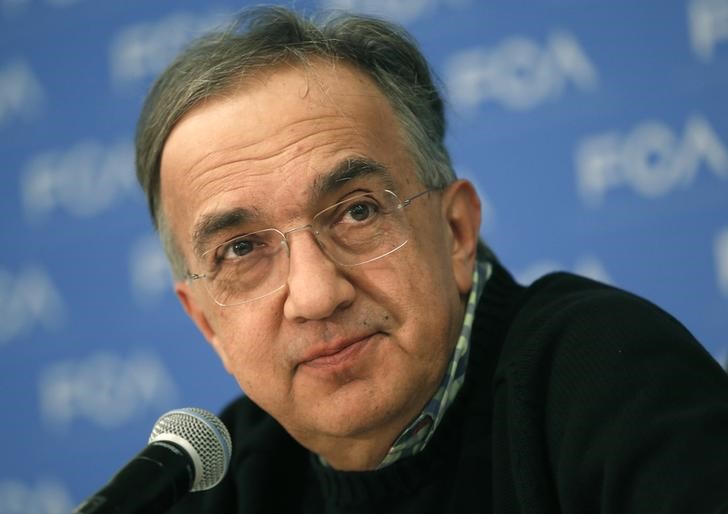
[[341, 200, 379, 224], [228, 239, 254, 257], [218, 236, 262, 261]]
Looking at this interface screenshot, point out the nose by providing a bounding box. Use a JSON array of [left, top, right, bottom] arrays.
[[282, 229, 355, 322]]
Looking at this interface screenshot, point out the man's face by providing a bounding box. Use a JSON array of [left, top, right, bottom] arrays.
[[160, 60, 480, 468]]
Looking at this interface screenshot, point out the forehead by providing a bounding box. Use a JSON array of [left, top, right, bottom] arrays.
[[159, 59, 418, 254], [161, 59, 408, 183]]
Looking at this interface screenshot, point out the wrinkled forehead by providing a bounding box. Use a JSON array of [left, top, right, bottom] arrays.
[[160, 58, 406, 182], [158, 58, 419, 255]]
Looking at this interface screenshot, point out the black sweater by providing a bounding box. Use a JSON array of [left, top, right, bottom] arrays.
[[169, 263, 728, 513]]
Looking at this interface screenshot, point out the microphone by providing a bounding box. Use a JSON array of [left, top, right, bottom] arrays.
[[72, 407, 232, 514]]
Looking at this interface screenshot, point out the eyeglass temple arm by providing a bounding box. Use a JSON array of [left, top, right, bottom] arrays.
[[399, 187, 439, 208]]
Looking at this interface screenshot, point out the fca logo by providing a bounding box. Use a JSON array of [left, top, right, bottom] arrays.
[[575, 115, 728, 206]]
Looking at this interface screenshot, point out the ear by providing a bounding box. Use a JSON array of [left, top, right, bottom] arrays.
[[441, 180, 482, 295], [175, 281, 232, 373]]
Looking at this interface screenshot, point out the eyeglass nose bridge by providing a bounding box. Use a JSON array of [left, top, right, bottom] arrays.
[[277, 223, 326, 257]]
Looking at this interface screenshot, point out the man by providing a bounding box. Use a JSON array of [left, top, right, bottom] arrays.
[[135, 6, 728, 513]]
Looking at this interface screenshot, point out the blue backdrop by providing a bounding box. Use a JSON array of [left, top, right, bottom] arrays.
[[2, 0, 727, 510]]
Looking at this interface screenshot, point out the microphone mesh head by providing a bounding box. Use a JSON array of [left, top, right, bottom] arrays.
[[149, 407, 232, 492]]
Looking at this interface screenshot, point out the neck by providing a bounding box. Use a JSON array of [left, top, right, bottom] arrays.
[[318, 435, 394, 471]]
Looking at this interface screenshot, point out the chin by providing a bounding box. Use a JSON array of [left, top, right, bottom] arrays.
[[315, 393, 409, 440], [310, 407, 376, 437]]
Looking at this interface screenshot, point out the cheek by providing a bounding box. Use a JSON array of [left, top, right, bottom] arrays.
[[396, 233, 462, 331], [212, 309, 282, 385], [365, 246, 456, 334], [401, 237, 457, 297]]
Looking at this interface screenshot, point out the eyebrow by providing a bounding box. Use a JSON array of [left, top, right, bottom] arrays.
[[190, 157, 395, 258], [192, 207, 257, 258], [313, 157, 394, 199]]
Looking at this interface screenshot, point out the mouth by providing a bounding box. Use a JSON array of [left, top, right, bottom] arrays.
[[298, 334, 376, 370]]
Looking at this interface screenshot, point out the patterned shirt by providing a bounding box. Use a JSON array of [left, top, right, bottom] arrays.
[[376, 260, 492, 468]]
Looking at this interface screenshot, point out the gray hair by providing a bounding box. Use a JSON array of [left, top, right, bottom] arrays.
[[136, 6, 485, 279]]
